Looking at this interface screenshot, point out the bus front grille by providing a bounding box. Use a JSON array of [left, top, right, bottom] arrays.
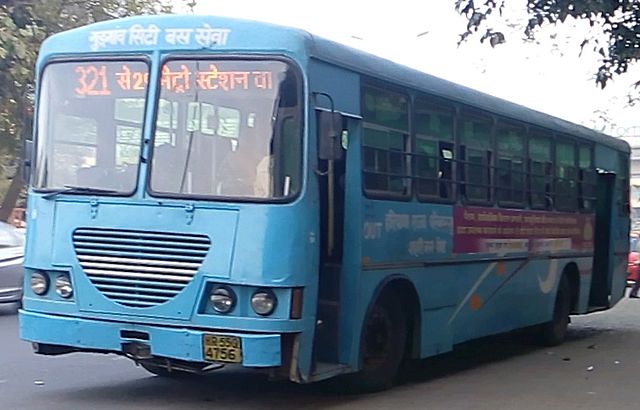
[[72, 228, 211, 308]]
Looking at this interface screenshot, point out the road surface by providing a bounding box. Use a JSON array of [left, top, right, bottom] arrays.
[[1, 296, 639, 410]]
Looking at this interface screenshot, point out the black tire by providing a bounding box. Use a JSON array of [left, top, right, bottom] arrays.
[[344, 292, 407, 393], [139, 362, 192, 378], [540, 274, 571, 346]]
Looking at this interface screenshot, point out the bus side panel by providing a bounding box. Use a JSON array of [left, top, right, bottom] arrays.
[[448, 259, 550, 344], [308, 59, 360, 114], [353, 259, 552, 362], [356, 256, 594, 363], [307, 60, 363, 367], [427, 256, 590, 351]]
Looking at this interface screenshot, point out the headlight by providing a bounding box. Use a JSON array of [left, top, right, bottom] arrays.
[[251, 290, 277, 316], [210, 286, 236, 314], [55, 275, 73, 298], [30, 272, 49, 296]]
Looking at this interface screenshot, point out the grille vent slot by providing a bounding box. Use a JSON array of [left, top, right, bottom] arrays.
[[73, 228, 210, 308]]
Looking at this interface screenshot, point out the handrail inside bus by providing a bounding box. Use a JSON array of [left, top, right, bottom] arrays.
[[314, 106, 362, 120]]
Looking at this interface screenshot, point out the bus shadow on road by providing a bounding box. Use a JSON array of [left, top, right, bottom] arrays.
[[399, 324, 613, 386], [64, 366, 362, 409], [60, 325, 612, 407]]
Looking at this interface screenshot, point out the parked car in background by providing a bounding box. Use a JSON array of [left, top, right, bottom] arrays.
[[629, 234, 639, 285], [0, 221, 24, 305]]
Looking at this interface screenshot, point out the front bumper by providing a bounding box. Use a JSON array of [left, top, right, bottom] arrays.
[[20, 310, 282, 367]]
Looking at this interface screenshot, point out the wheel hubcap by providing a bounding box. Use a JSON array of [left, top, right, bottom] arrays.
[[362, 306, 393, 369]]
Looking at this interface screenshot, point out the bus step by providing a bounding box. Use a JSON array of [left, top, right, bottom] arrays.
[[315, 299, 339, 362], [309, 362, 351, 382]]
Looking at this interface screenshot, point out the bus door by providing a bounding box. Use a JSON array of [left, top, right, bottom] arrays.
[[589, 170, 616, 308], [315, 109, 347, 364]]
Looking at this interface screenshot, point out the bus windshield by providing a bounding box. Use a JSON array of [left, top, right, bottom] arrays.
[[149, 59, 302, 200], [34, 60, 148, 193]]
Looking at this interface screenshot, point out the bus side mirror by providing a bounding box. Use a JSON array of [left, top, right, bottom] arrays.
[[317, 110, 344, 161], [22, 139, 33, 183]]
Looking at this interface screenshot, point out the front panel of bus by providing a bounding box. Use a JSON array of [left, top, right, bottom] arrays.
[[20, 16, 322, 382]]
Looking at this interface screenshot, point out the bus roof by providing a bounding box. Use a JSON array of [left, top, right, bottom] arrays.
[[41, 14, 628, 153], [306, 37, 629, 153]]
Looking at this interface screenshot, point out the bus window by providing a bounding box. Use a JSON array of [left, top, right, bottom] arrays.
[[414, 98, 454, 201], [578, 144, 595, 212], [156, 99, 178, 144], [496, 122, 525, 207], [34, 60, 148, 193], [362, 86, 410, 198], [114, 98, 144, 168], [528, 134, 552, 209], [529, 134, 552, 209], [555, 140, 578, 211], [149, 59, 302, 200], [51, 115, 98, 187], [458, 112, 492, 204]]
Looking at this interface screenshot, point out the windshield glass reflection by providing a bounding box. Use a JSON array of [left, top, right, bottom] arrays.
[[34, 61, 148, 193], [149, 59, 302, 200]]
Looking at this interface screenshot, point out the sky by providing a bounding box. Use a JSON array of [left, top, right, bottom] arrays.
[[191, 0, 640, 138]]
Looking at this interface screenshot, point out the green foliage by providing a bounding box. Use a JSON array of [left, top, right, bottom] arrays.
[[456, 0, 640, 89]]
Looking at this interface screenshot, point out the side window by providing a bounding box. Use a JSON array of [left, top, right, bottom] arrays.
[[578, 144, 595, 212], [362, 86, 410, 198], [414, 98, 454, 201], [555, 139, 578, 211], [458, 112, 492, 204], [496, 122, 525, 207], [528, 133, 552, 210]]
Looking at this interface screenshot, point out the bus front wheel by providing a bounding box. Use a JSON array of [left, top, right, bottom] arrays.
[[347, 292, 407, 392], [540, 274, 571, 346]]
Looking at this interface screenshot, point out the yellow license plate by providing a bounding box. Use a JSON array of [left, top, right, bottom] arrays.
[[203, 334, 242, 363]]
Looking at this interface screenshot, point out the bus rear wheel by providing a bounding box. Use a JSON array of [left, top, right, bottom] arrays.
[[540, 274, 571, 346], [347, 292, 407, 392]]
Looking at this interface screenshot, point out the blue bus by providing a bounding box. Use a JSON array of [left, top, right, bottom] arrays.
[[20, 14, 630, 391]]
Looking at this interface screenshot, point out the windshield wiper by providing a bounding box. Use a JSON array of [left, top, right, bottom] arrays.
[[43, 185, 118, 200]]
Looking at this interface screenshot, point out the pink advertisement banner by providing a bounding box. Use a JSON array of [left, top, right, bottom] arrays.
[[453, 206, 595, 254]]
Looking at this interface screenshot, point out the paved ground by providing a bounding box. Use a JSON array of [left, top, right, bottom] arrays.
[[1, 296, 639, 410]]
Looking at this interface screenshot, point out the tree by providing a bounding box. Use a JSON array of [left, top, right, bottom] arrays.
[[456, 0, 640, 90], [0, 0, 186, 222]]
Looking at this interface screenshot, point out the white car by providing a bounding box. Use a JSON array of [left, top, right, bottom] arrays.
[[0, 222, 24, 305]]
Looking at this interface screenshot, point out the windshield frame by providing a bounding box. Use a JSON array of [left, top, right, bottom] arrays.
[[146, 54, 305, 204], [32, 54, 152, 197]]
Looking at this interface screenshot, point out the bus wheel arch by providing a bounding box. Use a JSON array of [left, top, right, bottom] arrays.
[[540, 264, 577, 346], [350, 276, 420, 392], [563, 262, 580, 312], [380, 277, 421, 360]]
